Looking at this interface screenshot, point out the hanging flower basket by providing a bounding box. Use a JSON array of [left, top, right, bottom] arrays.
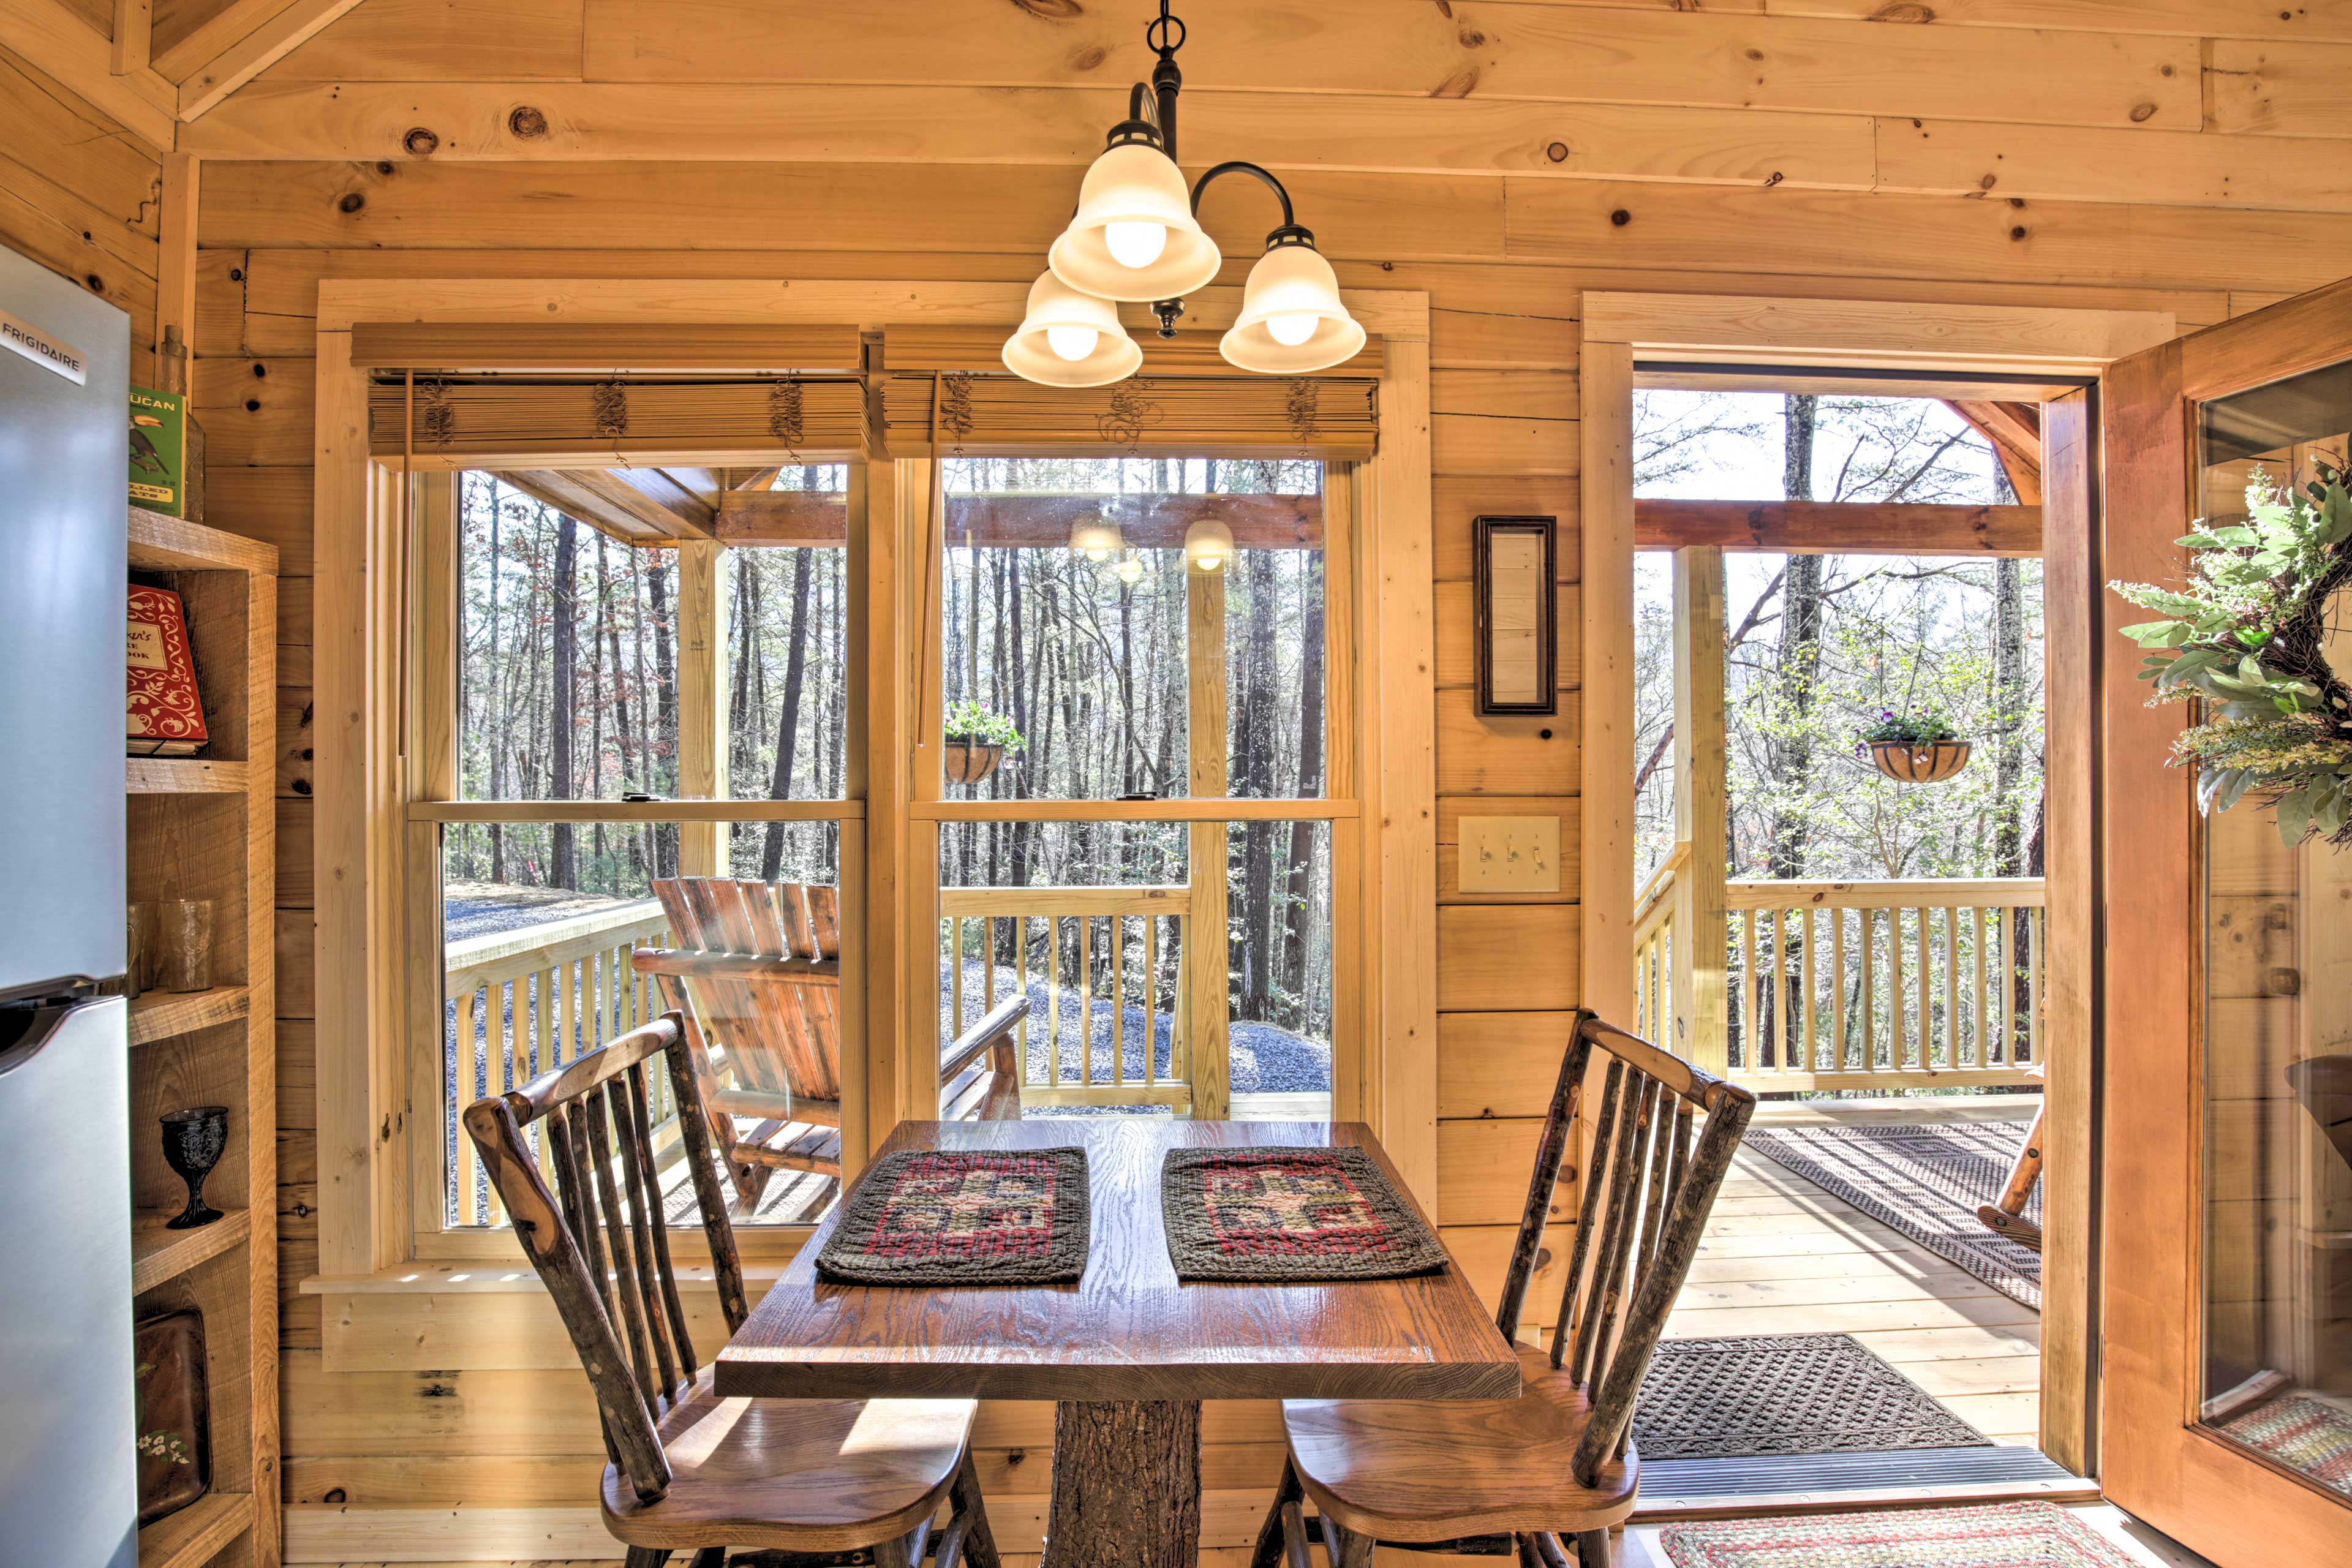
[[943, 739, 1004, 785], [1868, 739, 1973, 783]]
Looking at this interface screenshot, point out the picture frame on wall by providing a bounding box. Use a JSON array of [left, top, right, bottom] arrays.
[[1471, 514, 1557, 717]]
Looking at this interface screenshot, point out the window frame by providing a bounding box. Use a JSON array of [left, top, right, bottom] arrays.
[[309, 279, 1434, 1284], [914, 458, 1363, 1123]]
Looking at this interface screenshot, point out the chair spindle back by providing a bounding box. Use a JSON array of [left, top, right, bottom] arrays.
[[465, 1012, 752, 1504], [1490, 1010, 1755, 1488]]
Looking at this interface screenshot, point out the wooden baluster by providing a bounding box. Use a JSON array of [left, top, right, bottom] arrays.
[[456, 986, 480, 1224], [1830, 908, 1848, 1076], [1049, 915, 1065, 1087], [488, 979, 515, 1226], [1114, 914, 1128, 1088], [1860, 908, 1876, 1071], [1078, 913, 1093, 1086], [1145, 915, 1159, 1085], [1914, 906, 1931, 1072], [1800, 905, 1817, 1076], [950, 916, 966, 1045], [1943, 907, 1960, 1069], [1887, 908, 1905, 1071], [1017, 915, 1033, 1066], [2027, 907, 2044, 1065], [1991, 908, 2011, 1065], [983, 917, 997, 1016], [1738, 908, 1756, 1074], [586, 1085, 661, 1408], [1972, 906, 1989, 1069]]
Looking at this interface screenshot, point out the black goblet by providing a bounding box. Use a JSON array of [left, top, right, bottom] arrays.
[[159, 1106, 228, 1229]]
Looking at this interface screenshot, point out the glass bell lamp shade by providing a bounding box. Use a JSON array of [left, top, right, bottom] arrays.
[[1185, 518, 1235, 573], [1001, 272, 1143, 388], [1069, 512, 1125, 561], [1114, 554, 1146, 584], [1221, 241, 1367, 374], [1048, 142, 1222, 302]]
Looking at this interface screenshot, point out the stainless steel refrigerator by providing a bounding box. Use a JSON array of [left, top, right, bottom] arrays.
[[0, 243, 138, 1567]]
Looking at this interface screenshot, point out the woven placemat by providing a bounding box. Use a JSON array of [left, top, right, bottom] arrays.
[[1161, 1145, 1448, 1282], [815, 1147, 1090, 1286], [1659, 1501, 2140, 1567], [1634, 1332, 1990, 1460]]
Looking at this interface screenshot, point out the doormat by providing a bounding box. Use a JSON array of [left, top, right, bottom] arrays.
[[1743, 1121, 2042, 1308], [815, 1147, 1089, 1285], [2214, 1393, 2352, 1497], [1658, 1501, 2140, 1567], [1634, 1332, 1990, 1460], [1160, 1145, 1447, 1281]]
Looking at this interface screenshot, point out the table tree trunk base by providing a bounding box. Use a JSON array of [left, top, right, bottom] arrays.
[[1042, 1399, 1202, 1568]]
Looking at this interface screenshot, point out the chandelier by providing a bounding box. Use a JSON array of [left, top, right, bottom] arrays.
[[1001, 1, 1367, 388]]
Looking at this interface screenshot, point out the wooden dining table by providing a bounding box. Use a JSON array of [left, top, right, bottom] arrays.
[[715, 1117, 1521, 1568]]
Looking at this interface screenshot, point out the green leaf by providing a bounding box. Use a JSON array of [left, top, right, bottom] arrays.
[[2278, 788, 2315, 848]]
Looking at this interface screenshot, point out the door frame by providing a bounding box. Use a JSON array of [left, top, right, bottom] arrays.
[[2098, 276, 2352, 1562], [1580, 291, 2177, 1476]]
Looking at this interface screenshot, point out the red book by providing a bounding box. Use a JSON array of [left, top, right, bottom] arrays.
[[126, 584, 208, 756]]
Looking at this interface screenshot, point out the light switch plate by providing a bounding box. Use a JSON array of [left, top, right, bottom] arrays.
[[1458, 815, 1561, 894]]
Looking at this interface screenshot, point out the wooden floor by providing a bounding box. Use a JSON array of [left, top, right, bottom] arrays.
[[1664, 1094, 2045, 1447]]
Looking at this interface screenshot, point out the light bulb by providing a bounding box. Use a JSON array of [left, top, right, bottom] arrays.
[[1114, 556, 1145, 584], [1045, 324, 1099, 362], [1104, 220, 1169, 270], [1266, 312, 1319, 347]]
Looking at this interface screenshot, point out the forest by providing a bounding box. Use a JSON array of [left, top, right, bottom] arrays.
[[1632, 392, 2047, 891], [443, 456, 1335, 1051]]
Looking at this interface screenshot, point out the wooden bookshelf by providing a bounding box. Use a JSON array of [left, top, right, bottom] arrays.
[[126, 506, 279, 1568]]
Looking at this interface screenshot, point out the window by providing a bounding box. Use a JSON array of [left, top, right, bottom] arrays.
[[413, 464, 859, 1251], [929, 456, 1349, 1121]]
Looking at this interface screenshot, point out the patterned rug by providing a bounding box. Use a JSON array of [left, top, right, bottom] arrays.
[[1659, 1501, 2141, 1567], [1160, 1145, 1448, 1281], [1744, 1120, 2042, 1308], [1634, 1332, 1990, 1460], [815, 1147, 1090, 1285], [2215, 1393, 2352, 1496]]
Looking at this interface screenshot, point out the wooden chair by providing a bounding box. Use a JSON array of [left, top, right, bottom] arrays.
[[1973, 1069, 2046, 1254], [465, 1013, 1001, 1568], [1249, 1012, 1756, 1568], [637, 876, 1028, 1208]]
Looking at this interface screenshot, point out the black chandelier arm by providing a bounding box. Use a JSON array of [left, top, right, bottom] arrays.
[[1188, 160, 1301, 236]]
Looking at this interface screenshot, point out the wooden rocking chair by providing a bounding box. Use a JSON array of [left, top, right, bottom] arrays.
[[1973, 1064, 2045, 1253], [465, 1015, 1001, 1567], [1250, 1012, 1757, 1567], [635, 877, 1028, 1209]]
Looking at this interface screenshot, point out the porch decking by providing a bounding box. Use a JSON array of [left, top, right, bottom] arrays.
[[1666, 1094, 2045, 1446]]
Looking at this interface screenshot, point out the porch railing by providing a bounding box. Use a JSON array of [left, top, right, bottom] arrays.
[[940, 885, 1194, 1111], [1727, 878, 2043, 1091], [445, 898, 674, 1224], [1630, 865, 2045, 1094]]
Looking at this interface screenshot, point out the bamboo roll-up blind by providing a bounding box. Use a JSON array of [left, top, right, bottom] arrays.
[[365, 377, 867, 461], [877, 373, 1379, 459], [349, 323, 864, 374], [883, 325, 1382, 378]]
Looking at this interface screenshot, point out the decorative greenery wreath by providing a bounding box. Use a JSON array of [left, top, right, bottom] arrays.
[[2114, 462, 2352, 847]]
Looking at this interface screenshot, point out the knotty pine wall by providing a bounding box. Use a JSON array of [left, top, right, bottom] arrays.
[[0, 42, 160, 370], [15, 0, 2352, 1560]]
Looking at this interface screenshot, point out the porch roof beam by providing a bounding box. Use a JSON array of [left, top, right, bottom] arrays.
[[1635, 499, 2040, 557]]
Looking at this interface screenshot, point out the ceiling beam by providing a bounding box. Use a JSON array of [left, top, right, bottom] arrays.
[[1634, 500, 2041, 557], [717, 491, 1324, 549], [173, 0, 369, 121], [1947, 399, 2046, 505], [0, 0, 177, 147], [110, 0, 150, 75], [491, 470, 675, 549]]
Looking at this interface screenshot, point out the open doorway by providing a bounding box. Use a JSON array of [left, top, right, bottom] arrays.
[[1624, 384, 2088, 1509]]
